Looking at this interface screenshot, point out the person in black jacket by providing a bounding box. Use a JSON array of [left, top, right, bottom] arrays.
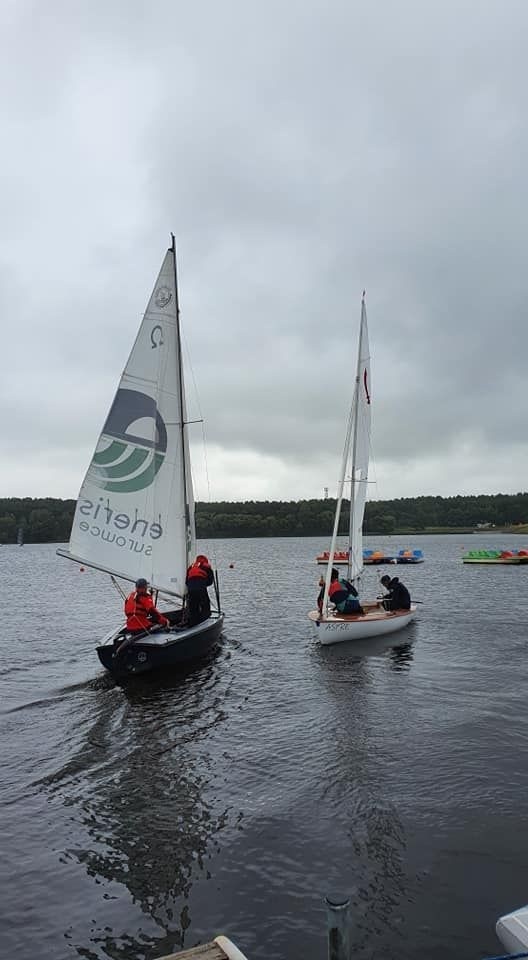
[[380, 575, 411, 611]]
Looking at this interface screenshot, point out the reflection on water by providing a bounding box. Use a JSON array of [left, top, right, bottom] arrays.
[[390, 643, 414, 672], [312, 633, 410, 945], [33, 659, 235, 957], [315, 623, 417, 669]]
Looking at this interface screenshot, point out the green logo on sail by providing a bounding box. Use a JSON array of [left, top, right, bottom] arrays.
[[91, 388, 167, 493]]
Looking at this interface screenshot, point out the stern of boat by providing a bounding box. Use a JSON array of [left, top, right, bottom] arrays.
[[97, 613, 225, 679]]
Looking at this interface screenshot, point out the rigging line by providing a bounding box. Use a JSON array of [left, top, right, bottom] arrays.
[[110, 575, 127, 601], [199, 417, 219, 570], [180, 323, 218, 568]]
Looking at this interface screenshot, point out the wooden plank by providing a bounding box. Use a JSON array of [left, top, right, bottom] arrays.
[[157, 942, 227, 960]]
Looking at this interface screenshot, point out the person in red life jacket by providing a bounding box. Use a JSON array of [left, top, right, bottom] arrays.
[[185, 555, 214, 625], [124, 578, 170, 634], [318, 567, 363, 614]]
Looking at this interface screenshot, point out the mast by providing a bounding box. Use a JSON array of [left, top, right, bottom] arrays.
[[347, 292, 366, 582], [321, 403, 355, 616], [171, 233, 192, 572]]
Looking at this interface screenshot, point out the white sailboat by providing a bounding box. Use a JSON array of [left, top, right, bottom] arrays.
[[308, 294, 416, 645], [58, 236, 224, 678]]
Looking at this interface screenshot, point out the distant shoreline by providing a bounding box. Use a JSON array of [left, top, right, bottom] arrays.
[[1, 495, 528, 544]]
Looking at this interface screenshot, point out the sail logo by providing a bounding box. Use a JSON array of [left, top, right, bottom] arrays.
[[90, 388, 168, 493], [155, 285, 172, 308]]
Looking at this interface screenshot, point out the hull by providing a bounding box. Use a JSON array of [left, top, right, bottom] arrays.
[[308, 604, 417, 645], [316, 553, 397, 565], [496, 905, 528, 953], [363, 556, 397, 564], [316, 554, 424, 565], [97, 614, 224, 680], [462, 557, 527, 564], [316, 552, 349, 565]]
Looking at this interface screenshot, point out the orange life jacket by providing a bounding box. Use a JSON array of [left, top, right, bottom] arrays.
[[186, 561, 210, 581], [328, 579, 343, 601], [124, 590, 158, 631]]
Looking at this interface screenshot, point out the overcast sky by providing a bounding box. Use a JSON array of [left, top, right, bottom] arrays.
[[2, 0, 527, 503]]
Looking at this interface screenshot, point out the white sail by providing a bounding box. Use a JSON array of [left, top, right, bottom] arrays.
[[348, 297, 371, 580], [60, 244, 194, 596], [321, 295, 371, 612]]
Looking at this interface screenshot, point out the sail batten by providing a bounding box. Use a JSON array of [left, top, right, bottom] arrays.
[[64, 245, 194, 596]]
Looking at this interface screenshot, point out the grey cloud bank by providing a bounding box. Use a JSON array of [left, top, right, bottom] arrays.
[[1, 0, 527, 502]]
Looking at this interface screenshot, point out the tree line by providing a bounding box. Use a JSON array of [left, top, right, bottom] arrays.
[[1, 492, 528, 543]]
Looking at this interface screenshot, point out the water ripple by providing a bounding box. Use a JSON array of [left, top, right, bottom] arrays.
[[3, 536, 528, 959]]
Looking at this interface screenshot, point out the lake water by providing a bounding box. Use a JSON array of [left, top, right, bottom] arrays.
[[2, 534, 528, 960]]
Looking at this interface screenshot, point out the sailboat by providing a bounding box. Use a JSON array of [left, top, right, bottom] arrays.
[[58, 236, 224, 678], [308, 294, 416, 645]]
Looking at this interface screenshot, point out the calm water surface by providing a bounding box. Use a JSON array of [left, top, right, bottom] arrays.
[[2, 534, 528, 960]]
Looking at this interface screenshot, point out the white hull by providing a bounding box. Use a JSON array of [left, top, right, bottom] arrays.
[[308, 604, 417, 645], [496, 905, 528, 952]]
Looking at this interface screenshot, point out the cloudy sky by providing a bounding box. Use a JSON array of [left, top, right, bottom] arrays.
[[2, 0, 527, 503]]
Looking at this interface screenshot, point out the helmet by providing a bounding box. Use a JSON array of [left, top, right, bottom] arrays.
[[196, 555, 209, 565], [135, 577, 148, 589]]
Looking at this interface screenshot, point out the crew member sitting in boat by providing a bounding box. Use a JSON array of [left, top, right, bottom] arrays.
[[318, 568, 364, 615], [186, 554, 214, 625], [380, 575, 411, 611], [124, 578, 170, 634]]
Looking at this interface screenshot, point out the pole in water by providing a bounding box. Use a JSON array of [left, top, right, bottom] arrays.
[[325, 895, 350, 960], [214, 568, 221, 613]]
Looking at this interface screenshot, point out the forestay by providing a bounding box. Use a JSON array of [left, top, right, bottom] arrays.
[[60, 247, 194, 596]]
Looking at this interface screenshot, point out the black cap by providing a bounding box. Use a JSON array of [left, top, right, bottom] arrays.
[[380, 575, 391, 585], [135, 577, 148, 589]]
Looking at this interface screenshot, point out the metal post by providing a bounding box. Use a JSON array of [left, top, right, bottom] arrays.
[[325, 895, 350, 960]]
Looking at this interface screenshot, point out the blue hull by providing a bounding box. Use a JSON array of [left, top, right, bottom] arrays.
[[96, 615, 224, 681]]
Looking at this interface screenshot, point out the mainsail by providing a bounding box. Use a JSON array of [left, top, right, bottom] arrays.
[[347, 296, 371, 580], [59, 242, 194, 596], [321, 295, 372, 611]]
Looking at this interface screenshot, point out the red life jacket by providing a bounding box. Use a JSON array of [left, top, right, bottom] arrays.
[[124, 590, 157, 631], [328, 579, 343, 601], [186, 561, 209, 581]]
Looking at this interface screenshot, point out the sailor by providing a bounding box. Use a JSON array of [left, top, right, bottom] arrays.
[[186, 554, 214, 625], [124, 578, 170, 633], [380, 574, 411, 610], [318, 567, 363, 614]]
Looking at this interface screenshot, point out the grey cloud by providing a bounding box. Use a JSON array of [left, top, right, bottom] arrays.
[[2, 0, 528, 499]]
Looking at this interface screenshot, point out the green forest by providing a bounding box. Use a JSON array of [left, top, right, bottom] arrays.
[[1, 492, 528, 543]]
